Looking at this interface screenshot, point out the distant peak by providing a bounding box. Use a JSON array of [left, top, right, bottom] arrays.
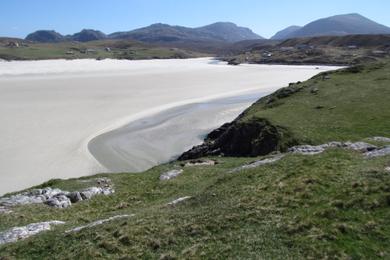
[[149, 23, 171, 28]]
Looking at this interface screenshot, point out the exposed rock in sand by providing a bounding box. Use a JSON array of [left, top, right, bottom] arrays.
[[160, 169, 184, 181], [167, 196, 192, 206], [0, 221, 65, 245], [230, 154, 285, 173], [66, 215, 133, 233]]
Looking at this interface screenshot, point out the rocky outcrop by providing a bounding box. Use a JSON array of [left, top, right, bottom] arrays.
[[0, 221, 65, 245], [289, 141, 377, 155], [229, 154, 285, 173], [369, 136, 390, 143], [66, 215, 133, 233], [226, 139, 389, 173], [181, 159, 217, 167], [0, 178, 114, 211], [365, 146, 390, 158], [160, 169, 183, 181], [0, 206, 12, 214], [179, 118, 296, 160]]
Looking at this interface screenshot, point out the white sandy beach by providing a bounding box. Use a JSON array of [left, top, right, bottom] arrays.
[[0, 58, 340, 195]]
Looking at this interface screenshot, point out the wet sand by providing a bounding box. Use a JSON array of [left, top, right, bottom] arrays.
[[0, 58, 340, 194]]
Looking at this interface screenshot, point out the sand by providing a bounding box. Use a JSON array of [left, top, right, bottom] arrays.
[[0, 58, 340, 195]]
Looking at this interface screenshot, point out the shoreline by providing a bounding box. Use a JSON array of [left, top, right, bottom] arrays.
[[0, 58, 341, 195], [87, 89, 269, 173]]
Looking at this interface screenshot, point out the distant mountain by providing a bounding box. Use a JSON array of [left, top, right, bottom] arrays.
[[271, 26, 302, 40], [25, 30, 64, 42], [196, 22, 263, 42], [109, 23, 204, 42], [279, 13, 390, 40], [69, 29, 107, 42], [109, 22, 263, 43]]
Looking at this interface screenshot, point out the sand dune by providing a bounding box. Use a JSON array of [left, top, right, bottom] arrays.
[[0, 58, 340, 195]]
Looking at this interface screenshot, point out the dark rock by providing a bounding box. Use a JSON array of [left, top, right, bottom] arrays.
[[310, 88, 319, 94], [275, 85, 302, 99], [227, 59, 240, 65], [179, 118, 296, 160], [45, 195, 71, 208], [67, 192, 83, 203], [365, 146, 390, 158]]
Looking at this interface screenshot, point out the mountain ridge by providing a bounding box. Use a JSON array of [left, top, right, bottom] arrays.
[[273, 13, 390, 39], [24, 22, 263, 43]]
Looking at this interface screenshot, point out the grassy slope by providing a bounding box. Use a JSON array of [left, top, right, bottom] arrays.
[[1, 61, 390, 259], [242, 62, 390, 144], [0, 40, 205, 61]]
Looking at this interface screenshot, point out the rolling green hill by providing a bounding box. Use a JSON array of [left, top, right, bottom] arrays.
[[0, 39, 205, 61]]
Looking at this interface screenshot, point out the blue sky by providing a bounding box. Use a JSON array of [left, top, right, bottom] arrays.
[[1, 0, 390, 39]]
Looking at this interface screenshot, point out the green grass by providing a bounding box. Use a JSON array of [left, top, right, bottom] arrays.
[[1, 59, 390, 259], [0, 40, 205, 61], [241, 61, 390, 144], [1, 151, 389, 259]]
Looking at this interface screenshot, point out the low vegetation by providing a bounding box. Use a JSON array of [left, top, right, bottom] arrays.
[[223, 35, 390, 66], [0, 39, 205, 61], [0, 60, 389, 259]]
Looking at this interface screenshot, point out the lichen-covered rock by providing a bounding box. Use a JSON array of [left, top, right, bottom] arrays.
[[289, 141, 376, 155], [369, 136, 390, 143], [0, 221, 65, 245], [66, 215, 133, 233], [344, 142, 377, 152], [0, 179, 115, 210], [167, 196, 192, 206], [365, 146, 390, 158], [160, 169, 183, 181], [230, 154, 285, 173], [0, 206, 12, 214], [0, 187, 65, 207], [182, 159, 217, 167], [96, 177, 112, 187], [45, 195, 71, 208], [289, 145, 326, 155], [67, 192, 83, 203], [80, 187, 114, 200]]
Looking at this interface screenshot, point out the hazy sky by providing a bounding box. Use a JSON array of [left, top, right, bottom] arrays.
[[1, 0, 390, 39]]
